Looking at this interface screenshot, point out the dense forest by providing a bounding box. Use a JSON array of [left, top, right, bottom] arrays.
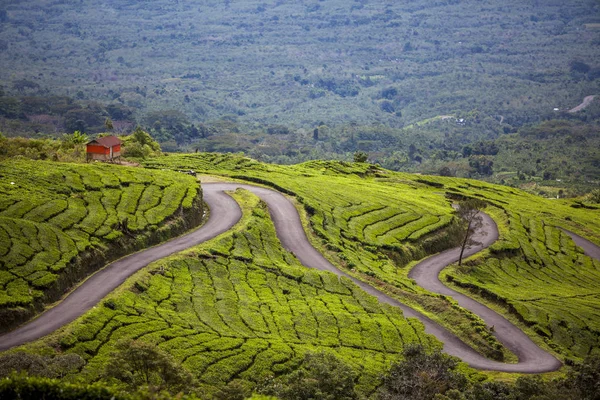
[[1, 0, 599, 126]]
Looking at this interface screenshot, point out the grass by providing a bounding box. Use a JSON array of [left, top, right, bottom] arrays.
[[11, 189, 440, 398], [0, 159, 202, 330]]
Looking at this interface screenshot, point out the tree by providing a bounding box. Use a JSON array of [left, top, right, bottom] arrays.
[[61, 130, 88, 147], [105, 340, 193, 394], [353, 151, 368, 163], [378, 344, 467, 400], [105, 117, 114, 131], [457, 198, 487, 266], [214, 380, 253, 400], [569, 354, 600, 400], [438, 166, 454, 177], [0, 352, 84, 379], [570, 60, 591, 74], [588, 189, 600, 204], [260, 352, 357, 400], [380, 100, 395, 113], [469, 155, 494, 176], [122, 127, 162, 158]]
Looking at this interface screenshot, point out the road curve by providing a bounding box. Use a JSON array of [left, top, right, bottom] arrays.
[[568, 95, 596, 113], [408, 213, 561, 372], [561, 229, 600, 261], [0, 183, 561, 373]]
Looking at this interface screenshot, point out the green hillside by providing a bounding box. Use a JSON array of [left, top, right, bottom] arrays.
[[5, 190, 439, 398], [1, 154, 599, 398], [143, 153, 600, 359], [0, 160, 202, 331]]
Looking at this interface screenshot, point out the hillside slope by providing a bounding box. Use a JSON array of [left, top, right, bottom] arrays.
[[0, 160, 202, 332], [4, 190, 439, 398], [143, 153, 600, 359]]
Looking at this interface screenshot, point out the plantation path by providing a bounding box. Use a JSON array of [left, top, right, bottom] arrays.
[[0, 183, 561, 373], [568, 95, 596, 113], [0, 188, 242, 351], [408, 213, 561, 372], [562, 229, 600, 261]]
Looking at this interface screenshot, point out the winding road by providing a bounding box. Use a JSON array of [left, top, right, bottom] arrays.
[[568, 95, 596, 113], [562, 229, 600, 261], [1, 182, 589, 373]]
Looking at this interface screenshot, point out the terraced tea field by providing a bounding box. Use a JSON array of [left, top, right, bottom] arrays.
[[442, 196, 600, 358], [144, 154, 460, 280], [142, 153, 600, 359], [0, 160, 202, 331], [20, 190, 437, 397]]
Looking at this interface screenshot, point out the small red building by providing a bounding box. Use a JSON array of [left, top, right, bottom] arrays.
[[86, 136, 122, 162]]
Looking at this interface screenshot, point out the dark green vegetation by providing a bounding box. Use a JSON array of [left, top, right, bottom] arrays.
[[3, 346, 600, 400], [377, 345, 600, 400], [260, 351, 358, 400], [0, 128, 162, 163], [415, 119, 600, 196], [487, 120, 600, 193], [0, 160, 202, 331], [3, 190, 438, 398], [1, 0, 600, 189], [142, 153, 600, 361], [2, 0, 598, 127], [0, 92, 134, 137]]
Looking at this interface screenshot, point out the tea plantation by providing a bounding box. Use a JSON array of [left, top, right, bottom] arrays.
[[0, 160, 202, 331], [143, 153, 600, 360], [14, 190, 438, 398]]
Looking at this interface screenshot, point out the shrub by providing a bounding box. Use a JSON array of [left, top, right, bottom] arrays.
[[260, 351, 357, 400], [377, 344, 467, 400], [105, 340, 194, 394]]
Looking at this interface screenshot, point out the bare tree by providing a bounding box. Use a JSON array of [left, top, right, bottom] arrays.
[[457, 198, 487, 266]]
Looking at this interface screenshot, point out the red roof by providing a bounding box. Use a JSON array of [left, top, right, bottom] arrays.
[[87, 136, 122, 148]]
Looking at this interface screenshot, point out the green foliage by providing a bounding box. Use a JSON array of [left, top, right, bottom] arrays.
[[587, 189, 600, 204], [122, 127, 162, 159], [63, 131, 89, 146], [435, 355, 600, 400], [5, 354, 600, 400], [353, 151, 368, 163], [568, 354, 600, 400], [0, 136, 89, 163], [1, 0, 600, 182], [0, 159, 201, 330], [105, 340, 193, 394], [486, 120, 600, 193], [1, 0, 598, 130], [142, 152, 600, 360], [141, 153, 514, 360], [0, 373, 208, 400], [260, 352, 357, 400], [378, 344, 468, 400], [0, 352, 85, 379], [0, 373, 130, 400]]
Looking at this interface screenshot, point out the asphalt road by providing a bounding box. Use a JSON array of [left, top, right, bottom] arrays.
[[562, 229, 600, 261], [408, 212, 562, 372], [1, 182, 587, 373]]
